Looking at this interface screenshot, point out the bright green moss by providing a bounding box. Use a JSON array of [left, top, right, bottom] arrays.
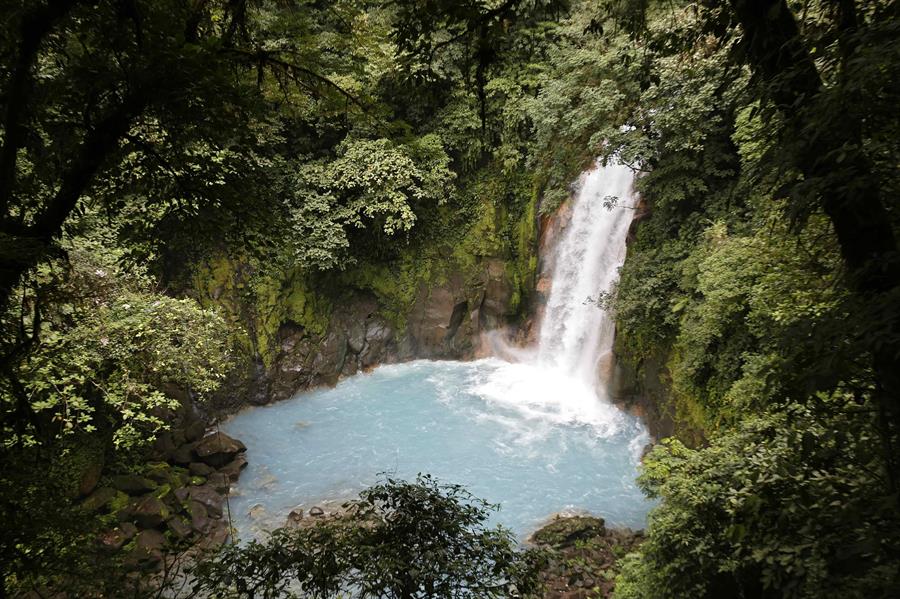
[[108, 490, 130, 514]]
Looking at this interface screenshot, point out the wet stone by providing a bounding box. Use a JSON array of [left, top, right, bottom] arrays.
[[189, 462, 214, 477]]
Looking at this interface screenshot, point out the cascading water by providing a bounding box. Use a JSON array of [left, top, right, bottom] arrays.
[[222, 160, 652, 539], [537, 162, 636, 382], [473, 159, 637, 432]]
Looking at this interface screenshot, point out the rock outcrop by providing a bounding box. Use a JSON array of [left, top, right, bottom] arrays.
[[84, 413, 248, 573], [194, 432, 246, 468], [529, 515, 644, 599], [193, 184, 541, 412], [257, 261, 522, 405]]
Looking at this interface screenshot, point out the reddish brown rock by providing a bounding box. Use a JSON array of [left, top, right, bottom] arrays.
[[188, 485, 224, 518]]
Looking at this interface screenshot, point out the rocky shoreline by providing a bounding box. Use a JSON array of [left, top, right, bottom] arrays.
[[79, 416, 248, 572], [530, 515, 644, 599]]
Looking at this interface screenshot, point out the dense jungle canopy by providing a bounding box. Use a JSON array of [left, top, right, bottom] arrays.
[[1, 0, 898, 597]]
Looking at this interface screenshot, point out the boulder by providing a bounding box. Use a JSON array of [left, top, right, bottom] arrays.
[[130, 495, 170, 529], [134, 528, 166, 551], [189, 500, 210, 533], [196, 523, 229, 549], [208, 472, 230, 494], [188, 485, 224, 518], [169, 426, 187, 449], [309, 506, 324, 517], [194, 432, 246, 468], [151, 433, 177, 461], [132, 529, 166, 570], [78, 462, 104, 497], [285, 507, 303, 528], [248, 504, 268, 520], [530, 516, 606, 548], [145, 462, 183, 486], [110, 474, 157, 495], [98, 524, 135, 552], [167, 516, 193, 540], [81, 486, 117, 512], [174, 486, 191, 503], [120, 522, 138, 538], [219, 455, 248, 481], [184, 419, 207, 443], [97, 530, 124, 552], [189, 462, 214, 477], [171, 443, 196, 466]]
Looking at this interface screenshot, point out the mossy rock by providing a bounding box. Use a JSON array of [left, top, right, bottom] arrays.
[[128, 495, 171, 529], [109, 473, 157, 495], [109, 490, 131, 514], [144, 462, 174, 484], [145, 462, 191, 488], [81, 487, 117, 512], [531, 516, 607, 548]]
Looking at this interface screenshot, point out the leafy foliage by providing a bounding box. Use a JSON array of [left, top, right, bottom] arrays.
[[191, 475, 545, 598], [1, 230, 230, 449], [584, 1, 900, 597], [616, 402, 900, 598], [288, 135, 454, 270]]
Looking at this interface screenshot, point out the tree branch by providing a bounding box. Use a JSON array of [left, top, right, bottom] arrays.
[[0, 89, 149, 304], [223, 47, 370, 112]]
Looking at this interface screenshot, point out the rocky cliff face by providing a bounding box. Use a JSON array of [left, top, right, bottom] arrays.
[[262, 259, 518, 404], [192, 183, 539, 413]]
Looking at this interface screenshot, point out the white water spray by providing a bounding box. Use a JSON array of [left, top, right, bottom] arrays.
[[537, 161, 636, 383]]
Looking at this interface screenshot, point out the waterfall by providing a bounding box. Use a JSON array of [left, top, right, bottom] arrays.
[[537, 160, 636, 385], [222, 161, 650, 545], [223, 160, 653, 544], [471, 159, 638, 432]]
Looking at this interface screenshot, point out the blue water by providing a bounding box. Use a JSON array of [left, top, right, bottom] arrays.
[[222, 359, 653, 540]]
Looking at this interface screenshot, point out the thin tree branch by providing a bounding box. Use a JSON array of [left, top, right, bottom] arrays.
[[223, 47, 370, 112]]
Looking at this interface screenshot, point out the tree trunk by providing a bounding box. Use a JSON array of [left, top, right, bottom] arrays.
[[0, 90, 148, 308]]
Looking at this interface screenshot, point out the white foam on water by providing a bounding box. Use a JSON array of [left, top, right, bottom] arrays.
[[468, 358, 624, 436]]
